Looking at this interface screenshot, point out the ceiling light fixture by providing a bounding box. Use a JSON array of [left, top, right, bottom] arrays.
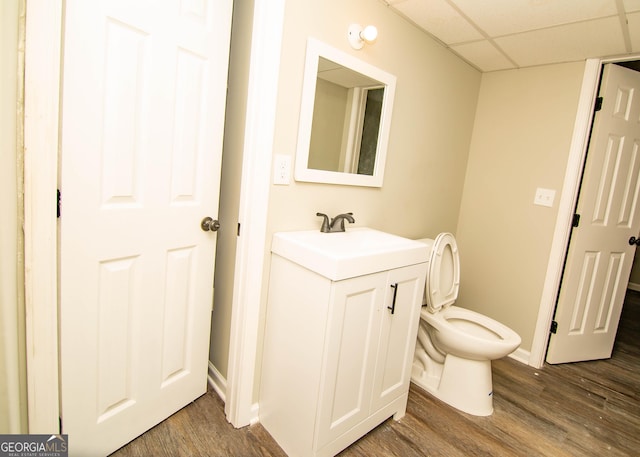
[[348, 23, 378, 50]]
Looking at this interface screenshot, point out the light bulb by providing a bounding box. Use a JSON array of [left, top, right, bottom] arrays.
[[360, 25, 378, 44], [348, 23, 379, 50]]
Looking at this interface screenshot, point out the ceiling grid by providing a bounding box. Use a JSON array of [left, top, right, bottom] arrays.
[[385, 0, 640, 71]]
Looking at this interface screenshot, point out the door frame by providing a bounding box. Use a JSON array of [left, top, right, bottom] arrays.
[[224, 0, 285, 427], [530, 53, 640, 369], [24, 0, 284, 431]]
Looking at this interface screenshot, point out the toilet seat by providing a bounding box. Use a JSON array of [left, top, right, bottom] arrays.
[[420, 305, 521, 360], [425, 232, 460, 313]]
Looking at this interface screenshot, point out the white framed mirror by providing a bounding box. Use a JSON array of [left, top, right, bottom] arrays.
[[294, 38, 396, 187]]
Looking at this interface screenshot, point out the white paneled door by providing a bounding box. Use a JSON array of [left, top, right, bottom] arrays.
[[547, 64, 640, 364], [59, 1, 231, 455]]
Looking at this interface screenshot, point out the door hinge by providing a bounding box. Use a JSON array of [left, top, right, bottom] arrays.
[[594, 96, 603, 112], [572, 213, 580, 227], [550, 320, 558, 334], [57, 189, 61, 218]]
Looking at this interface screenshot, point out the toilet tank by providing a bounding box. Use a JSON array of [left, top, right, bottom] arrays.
[[415, 238, 435, 253], [415, 238, 435, 306]]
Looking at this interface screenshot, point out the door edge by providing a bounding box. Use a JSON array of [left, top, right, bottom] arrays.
[[24, 0, 62, 433]]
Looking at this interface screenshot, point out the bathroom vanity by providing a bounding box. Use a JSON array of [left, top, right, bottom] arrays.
[[259, 228, 428, 457]]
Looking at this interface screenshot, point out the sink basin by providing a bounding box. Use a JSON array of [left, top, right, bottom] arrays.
[[271, 227, 430, 280]]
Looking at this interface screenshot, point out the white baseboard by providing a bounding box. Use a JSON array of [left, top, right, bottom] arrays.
[[628, 282, 640, 292], [208, 361, 260, 425], [508, 347, 531, 366], [248, 403, 260, 425], [208, 361, 227, 402]]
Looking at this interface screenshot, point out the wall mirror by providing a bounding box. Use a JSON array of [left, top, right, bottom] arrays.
[[294, 38, 396, 187]]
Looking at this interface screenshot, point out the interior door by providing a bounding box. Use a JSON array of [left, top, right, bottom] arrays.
[[547, 64, 640, 364], [59, 1, 231, 455]]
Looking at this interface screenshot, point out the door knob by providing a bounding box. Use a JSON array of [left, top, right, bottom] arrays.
[[629, 236, 640, 246], [201, 217, 220, 232]]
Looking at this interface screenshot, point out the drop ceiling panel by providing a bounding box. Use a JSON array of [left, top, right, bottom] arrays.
[[450, 41, 513, 72], [387, 0, 639, 71], [629, 12, 640, 51], [451, 0, 617, 36], [623, 0, 640, 12], [495, 17, 626, 68], [389, 0, 482, 44]]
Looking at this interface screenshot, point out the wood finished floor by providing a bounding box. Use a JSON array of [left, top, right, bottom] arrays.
[[111, 290, 640, 456]]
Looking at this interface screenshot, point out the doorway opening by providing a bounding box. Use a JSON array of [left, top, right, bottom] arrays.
[[544, 58, 640, 365]]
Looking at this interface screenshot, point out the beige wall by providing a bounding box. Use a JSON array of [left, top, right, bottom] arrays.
[[0, 0, 27, 434], [455, 62, 586, 352], [209, 0, 255, 378], [249, 0, 480, 397], [269, 0, 480, 237]]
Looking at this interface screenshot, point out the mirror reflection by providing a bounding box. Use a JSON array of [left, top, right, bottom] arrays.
[[308, 58, 384, 176]]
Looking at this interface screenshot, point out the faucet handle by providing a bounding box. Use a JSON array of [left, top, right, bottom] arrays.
[[316, 212, 330, 233]]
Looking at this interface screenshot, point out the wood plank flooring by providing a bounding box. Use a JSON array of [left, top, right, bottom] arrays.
[[111, 290, 640, 457]]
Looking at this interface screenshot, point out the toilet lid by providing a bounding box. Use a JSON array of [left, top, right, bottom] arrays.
[[425, 232, 460, 313]]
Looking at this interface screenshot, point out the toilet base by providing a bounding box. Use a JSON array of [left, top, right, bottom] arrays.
[[411, 354, 494, 416]]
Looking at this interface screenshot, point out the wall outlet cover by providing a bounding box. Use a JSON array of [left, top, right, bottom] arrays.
[[534, 187, 556, 207], [273, 154, 291, 185]]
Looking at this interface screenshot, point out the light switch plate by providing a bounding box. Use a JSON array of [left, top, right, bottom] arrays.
[[534, 187, 556, 207]]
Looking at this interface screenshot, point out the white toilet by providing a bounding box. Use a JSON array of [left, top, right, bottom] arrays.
[[411, 233, 521, 416]]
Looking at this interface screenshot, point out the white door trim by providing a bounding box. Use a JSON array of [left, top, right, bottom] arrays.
[[529, 59, 601, 368], [23, 0, 62, 433], [224, 0, 285, 427], [531, 54, 640, 368]]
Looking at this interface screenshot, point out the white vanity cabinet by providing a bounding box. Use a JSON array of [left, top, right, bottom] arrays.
[[260, 248, 427, 457]]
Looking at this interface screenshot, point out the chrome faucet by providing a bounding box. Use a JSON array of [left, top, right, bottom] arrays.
[[316, 212, 355, 233]]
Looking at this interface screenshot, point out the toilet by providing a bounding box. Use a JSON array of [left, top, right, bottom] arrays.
[[411, 233, 521, 416]]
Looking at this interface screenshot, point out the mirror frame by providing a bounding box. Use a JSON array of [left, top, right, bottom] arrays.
[[294, 38, 397, 187]]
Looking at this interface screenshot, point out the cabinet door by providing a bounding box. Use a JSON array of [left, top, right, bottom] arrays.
[[315, 272, 385, 449], [371, 263, 427, 412]]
